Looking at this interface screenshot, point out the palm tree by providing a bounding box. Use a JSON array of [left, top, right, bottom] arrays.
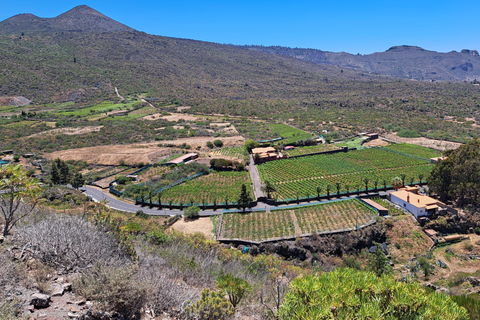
[[410, 177, 414, 186], [224, 196, 229, 209], [326, 185, 331, 200], [400, 173, 406, 186], [374, 180, 378, 192], [148, 190, 154, 207], [363, 178, 369, 193], [202, 198, 207, 210], [316, 186, 322, 201], [382, 179, 387, 191], [262, 180, 276, 199], [418, 173, 424, 184], [345, 184, 350, 197], [336, 182, 341, 197], [157, 192, 163, 209], [305, 192, 310, 202]]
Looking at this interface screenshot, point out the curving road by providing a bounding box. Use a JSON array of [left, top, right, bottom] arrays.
[[82, 186, 220, 217]]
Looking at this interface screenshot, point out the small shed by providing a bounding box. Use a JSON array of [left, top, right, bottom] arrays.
[[167, 153, 199, 165], [361, 199, 389, 215]]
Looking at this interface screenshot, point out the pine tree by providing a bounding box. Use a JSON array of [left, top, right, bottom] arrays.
[[237, 184, 253, 212]]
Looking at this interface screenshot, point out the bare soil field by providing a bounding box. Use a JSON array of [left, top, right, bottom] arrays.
[[155, 136, 245, 149], [142, 112, 198, 121], [171, 217, 214, 239], [45, 144, 172, 165], [363, 138, 390, 147], [26, 126, 104, 138], [383, 133, 462, 151]]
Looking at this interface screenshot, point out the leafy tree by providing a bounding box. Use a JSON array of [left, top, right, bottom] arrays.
[[262, 180, 276, 199], [50, 161, 60, 185], [216, 274, 251, 310], [186, 288, 234, 320], [367, 244, 391, 277], [237, 184, 253, 212], [392, 176, 403, 190], [184, 205, 200, 220], [278, 268, 468, 320], [0, 164, 40, 236], [428, 140, 480, 206], [71, 172, 85, 189], [244, 139, 258, 153]]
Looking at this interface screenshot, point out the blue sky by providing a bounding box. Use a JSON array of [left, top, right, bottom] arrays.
[[2, 0, 479, 54]]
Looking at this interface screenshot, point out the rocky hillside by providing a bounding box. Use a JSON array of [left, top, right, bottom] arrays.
[[240, 45, 480, 81]]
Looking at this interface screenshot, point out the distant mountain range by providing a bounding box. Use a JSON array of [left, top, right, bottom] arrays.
[[238, 45, 480, 81], [0, 5, 479, 103]]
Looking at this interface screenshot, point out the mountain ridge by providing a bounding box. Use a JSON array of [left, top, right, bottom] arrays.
[[0, 5, 135, 34]]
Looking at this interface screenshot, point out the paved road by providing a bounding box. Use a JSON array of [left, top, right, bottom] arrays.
[[248, 155, 265, 199], [83, 186, 220, 217]]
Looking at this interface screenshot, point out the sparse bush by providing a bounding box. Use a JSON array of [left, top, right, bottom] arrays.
[[384, 219, 394, 230], [18, 215, 128, 271], [186, 288, 234, 320], [184, 206, 200, 220], [463, 241, 474, 252], [75, 263, 148, 318], [0, 251, 23, 319], [342, 256, 362, 270]]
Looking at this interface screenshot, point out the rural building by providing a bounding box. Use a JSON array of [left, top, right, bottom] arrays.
[[252, 147, 277, 164], [366, 133, 378, 139], [389, 187, 445, 219], [361, 198, 389, 215], [167, 153, 199, 165]]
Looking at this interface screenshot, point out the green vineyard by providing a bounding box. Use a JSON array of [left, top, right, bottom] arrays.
[[159, 170, 253, 205], [257, 148, 433, 199], [219, 199, 376, 241]]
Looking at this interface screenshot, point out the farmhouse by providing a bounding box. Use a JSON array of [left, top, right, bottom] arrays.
[[252, 147, 277, 163], [167, 153, 198, 165], [389, 187, 445, 219]]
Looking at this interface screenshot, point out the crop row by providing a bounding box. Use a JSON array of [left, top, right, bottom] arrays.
[[258, 148, 429, 183], [271, 164, 432, 199], [294, 199, 375, 234], [219, 199, 376, 241], [284, 144, 339, 157], [159, 171, 253, 205], [220, 209, 296, 241], [383, 143, 442, 159]]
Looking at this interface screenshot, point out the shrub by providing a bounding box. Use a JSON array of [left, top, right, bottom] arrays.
[[135, 210, 150, 220], [278, 268, 468, 320], [18, 215, 128, 271], [0, 252, 22, 319], [384, 219, 394, 230], [206, 141, 214, 149], [216, 274, 251, 309], [75, 264, 148, 318], [184, 206, 200, 220], [186, 288, 234, 320], [213, 140, 223, 148]]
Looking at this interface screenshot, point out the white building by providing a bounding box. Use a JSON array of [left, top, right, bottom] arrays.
[[390, 187, 444, 219]]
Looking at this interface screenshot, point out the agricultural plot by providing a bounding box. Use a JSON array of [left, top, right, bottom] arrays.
[[369, 197, 406, 216], [159, 170, 253, 205], [383, 143, 442, 159], [257, 148, 433, 200], [219, 198, 376, 242], [268, 123, 313, 144], [211, 146, 249, 161], [285, 144, 339, 157], [220, 209, 296, 241], [294, 199, 376, 234]]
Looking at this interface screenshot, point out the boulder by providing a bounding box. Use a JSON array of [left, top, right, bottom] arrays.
[[51, 286, 64, 297], [30, 293, 51, 308]]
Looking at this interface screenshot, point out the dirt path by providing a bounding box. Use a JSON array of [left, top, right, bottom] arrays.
[[289, 210, 302, 236], [115, 87, 125, 101], [382, 133, 462, 151]]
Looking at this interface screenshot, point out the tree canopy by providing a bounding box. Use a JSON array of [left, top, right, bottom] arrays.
[[278, 268, 468, 320], [428, 139, 480, 206]]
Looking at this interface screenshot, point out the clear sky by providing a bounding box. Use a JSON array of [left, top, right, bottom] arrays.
[[2, 0, 479, 54]]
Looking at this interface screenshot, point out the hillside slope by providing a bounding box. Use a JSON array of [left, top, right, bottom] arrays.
[[240, 45, 480, 81]]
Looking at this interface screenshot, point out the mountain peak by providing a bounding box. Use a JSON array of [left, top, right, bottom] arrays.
[[0, 5, 135, 35], [386, 45, 425, 52]]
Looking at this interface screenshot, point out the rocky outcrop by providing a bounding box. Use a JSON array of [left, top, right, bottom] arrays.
[[30, 293, 51, 308]]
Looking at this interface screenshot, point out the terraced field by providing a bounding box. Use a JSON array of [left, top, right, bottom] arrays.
[[257, 147, 433, 200], [219, 199, 376, 241], [159, 170, 253, 205], [383, 143, 443, 159], [284, 144, 340, 157]]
